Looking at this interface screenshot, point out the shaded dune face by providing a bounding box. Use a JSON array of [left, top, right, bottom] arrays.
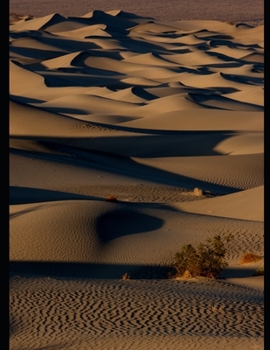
[[96, 209, 164, 242]]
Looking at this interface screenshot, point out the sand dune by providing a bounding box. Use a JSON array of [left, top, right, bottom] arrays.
[[10, 5, 264, 350]]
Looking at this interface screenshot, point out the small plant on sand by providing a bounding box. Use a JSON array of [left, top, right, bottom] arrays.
[[239, 252, 263, 264], [253, 266, 264, 276], [193, 187, 203, 197], [122, 273, 130, 280], [105, 195, 118, 202], [170, 234, 233, 279]]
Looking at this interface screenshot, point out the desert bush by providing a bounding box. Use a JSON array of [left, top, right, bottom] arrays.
[[239, 253, 263, 264], [170, 234, 233, 279], [105, 195, 118, 202], [253, 266, 264, 276], [122, 273, 130, 280], [193, 187, 203, 196]]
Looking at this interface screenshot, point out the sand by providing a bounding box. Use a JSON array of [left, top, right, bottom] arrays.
[[10, 1, 264, 349]]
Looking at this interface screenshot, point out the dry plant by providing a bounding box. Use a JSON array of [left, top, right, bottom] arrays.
[[253, 266, 264, 276], [193, 187, 203, 196], [170, 234, 233, 279], [182, 270, 192, 279], [239, 253, 263, 264], [105, 195, 118, 202], [122, 273, 130, 280]]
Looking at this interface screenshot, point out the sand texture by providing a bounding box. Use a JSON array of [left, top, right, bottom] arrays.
[[10, 3, 264, 350]]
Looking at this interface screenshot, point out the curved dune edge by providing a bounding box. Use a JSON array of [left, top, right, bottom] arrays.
[[10, 7, 263, 350], [171, 185, 264, 221]]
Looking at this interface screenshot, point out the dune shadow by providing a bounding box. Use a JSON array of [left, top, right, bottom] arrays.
[[83, 133, 238, 157], [219, 267, 262, 279], [9, 261, 174, 279], [10, 46, 66, 60], [96, 209, 163, 242], [9, 261, 263, 280], [10, 95, 45, 104], [39, 106, 92, 115], [9, 186, 99, 205], [43, 73, 127, 88]]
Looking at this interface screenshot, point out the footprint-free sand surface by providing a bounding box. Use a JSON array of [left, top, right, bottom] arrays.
[[10, 1, 264, 349]]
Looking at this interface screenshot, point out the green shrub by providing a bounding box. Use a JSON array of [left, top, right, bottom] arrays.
[[170, 234, 233, 279]]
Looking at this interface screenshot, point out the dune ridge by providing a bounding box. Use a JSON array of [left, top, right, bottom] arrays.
[[10, 6, 264, 350]]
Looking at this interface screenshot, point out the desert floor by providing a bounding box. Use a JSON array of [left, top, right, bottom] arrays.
[[9, 0, 264, 26]]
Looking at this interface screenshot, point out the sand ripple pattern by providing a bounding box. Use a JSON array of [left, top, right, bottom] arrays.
[[10, 277, 264, 350]]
